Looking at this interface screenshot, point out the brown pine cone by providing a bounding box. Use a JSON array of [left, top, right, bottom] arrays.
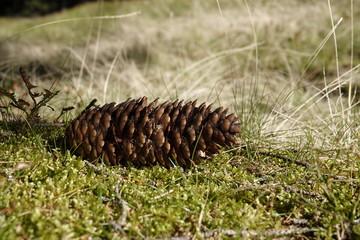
[[66, 97, 241, 167]]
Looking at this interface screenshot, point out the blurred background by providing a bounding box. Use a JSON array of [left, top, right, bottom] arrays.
[[0, 0, 358, 141], [0, 0, 97, 16]]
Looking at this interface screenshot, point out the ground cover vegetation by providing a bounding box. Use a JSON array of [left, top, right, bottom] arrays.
[[0, 0, 359, 239]]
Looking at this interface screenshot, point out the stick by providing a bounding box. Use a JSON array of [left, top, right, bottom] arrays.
[[283, 185, 324, 201], [154, 189, 174, 200], [109, 179, 130, 235], [237, 145, 310, 168], [156, 227, 319, 240], [83, 160, 108, 176], [258, 150, 310, 168]]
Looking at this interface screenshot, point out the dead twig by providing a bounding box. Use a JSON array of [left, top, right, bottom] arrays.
[[238, 145, 310, 168], [109, 179, 130, 236], [257, 150, 310, 168], [31, 122, 66, 128], [156, 227, 319, 240], [282, 185, 324, 201], [154, 189, 174, 200], [83, 160, 108, 176], [101, 197, 119, 204], [282, 217, 309, 226], [115, 179, 128, 227]]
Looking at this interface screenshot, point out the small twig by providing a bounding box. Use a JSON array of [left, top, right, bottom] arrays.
[[0, 161, 32, 164], [156, 227, 318, 240], [101, 197, 122, 205], [197, 189, 209, 233], [250, 227, 318, 237], [237, 145, 310, 168], [282, 217, 309, 226], [153, 189, 174, 200], [31, 122, 66, 128], [109, 179, 130, 236], [118, 204, 128, 226], [202, 229, 237, 238], [258, 150, 310, 168], [282, 185, 324, 201], [18, 67, 38, 113], [109, 220, 126, 235], [83, 160, 108, 175], [9, 102, 28, 118], [115, 179, 128, 226]]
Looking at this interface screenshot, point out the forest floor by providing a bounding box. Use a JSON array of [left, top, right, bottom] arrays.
[[0, 0, 359, 239]]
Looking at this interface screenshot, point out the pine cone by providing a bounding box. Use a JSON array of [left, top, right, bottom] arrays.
[[66, 97, 241, 167]]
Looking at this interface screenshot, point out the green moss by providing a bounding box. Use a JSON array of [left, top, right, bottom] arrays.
[[0, 129, 359, 238]]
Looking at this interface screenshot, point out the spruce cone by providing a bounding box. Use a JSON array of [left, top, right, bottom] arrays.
[[66, 97, 241, 167]]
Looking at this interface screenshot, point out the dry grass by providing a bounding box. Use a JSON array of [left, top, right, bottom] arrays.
[[3, 0, 357, 147]]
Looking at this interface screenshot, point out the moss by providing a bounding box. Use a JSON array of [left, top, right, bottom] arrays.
[[0, 128, 359, 238]]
